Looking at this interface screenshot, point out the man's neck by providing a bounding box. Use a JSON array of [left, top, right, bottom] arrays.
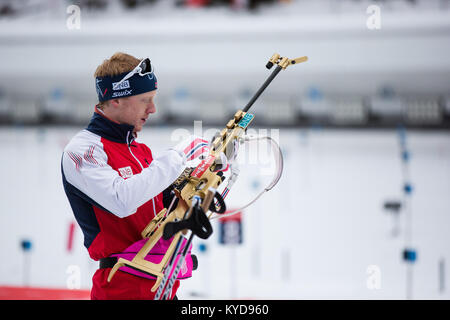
[[95, 105, 137, 137], [95, 105, 120, 124]]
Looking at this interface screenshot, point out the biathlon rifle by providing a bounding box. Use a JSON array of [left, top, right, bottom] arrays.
[[107, 53, 308, 293]]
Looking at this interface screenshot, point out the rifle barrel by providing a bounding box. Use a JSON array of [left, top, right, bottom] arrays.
[[243, 65, 283, 113]]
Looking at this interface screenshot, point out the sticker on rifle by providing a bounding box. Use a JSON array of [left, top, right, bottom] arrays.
[[237, 113, 254, 129], [181, 259, 188, 276], [191, 154, 216, 178]]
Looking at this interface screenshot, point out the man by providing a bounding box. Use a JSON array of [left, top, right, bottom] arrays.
[[61, 52, 208, 299]]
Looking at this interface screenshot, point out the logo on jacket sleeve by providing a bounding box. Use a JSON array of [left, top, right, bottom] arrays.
[[118, 166, 134, 179]]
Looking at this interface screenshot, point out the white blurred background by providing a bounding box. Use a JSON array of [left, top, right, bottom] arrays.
[[0, 0, 449, 300]]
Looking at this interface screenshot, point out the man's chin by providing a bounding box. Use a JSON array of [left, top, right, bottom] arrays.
[[133, 126, 142, 135]]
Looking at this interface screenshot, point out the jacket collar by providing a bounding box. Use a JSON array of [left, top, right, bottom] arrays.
[[86, 106, 136, 145]]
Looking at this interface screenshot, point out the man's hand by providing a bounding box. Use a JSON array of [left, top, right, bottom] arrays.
[[172, 135, 210, 162], [172, 134, 238, 173]]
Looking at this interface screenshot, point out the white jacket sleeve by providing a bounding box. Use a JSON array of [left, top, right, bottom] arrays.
[[62, 141, 186, 218]]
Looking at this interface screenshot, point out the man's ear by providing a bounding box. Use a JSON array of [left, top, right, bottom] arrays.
[[108, 99, 120, 108]]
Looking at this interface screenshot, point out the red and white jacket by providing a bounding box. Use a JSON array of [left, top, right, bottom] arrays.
[[61, 110, 187, 261]]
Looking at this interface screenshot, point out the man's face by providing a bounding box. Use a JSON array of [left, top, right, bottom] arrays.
[[116, 90, 157, 133]]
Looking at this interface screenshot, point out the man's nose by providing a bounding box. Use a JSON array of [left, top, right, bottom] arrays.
[[147, 103, 156, 114]]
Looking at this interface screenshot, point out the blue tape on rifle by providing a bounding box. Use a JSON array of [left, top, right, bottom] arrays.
[[238, 113, 254, 129]]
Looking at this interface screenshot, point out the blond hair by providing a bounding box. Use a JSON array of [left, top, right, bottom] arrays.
[[94, 52, 141, 108]]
